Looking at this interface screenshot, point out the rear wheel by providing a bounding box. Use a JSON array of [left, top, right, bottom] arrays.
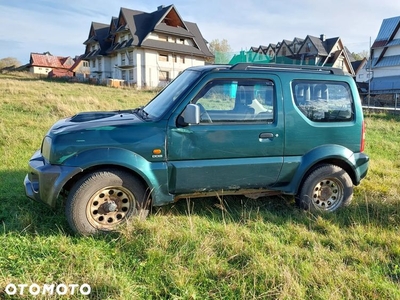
[[296, 164, 353, 213], [66, 169, 149, 235]]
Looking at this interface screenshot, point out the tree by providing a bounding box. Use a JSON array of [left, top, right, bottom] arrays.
[[0, 57, 21, 70], [207, 39, 233, 63], [351, 50, 369, 60]]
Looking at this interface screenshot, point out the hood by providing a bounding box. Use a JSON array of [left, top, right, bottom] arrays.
[[44, 110, 161, 164], [50, 110, 143, 134]]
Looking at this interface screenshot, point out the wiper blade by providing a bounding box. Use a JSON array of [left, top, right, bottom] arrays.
[[117, 108, 135, 114]]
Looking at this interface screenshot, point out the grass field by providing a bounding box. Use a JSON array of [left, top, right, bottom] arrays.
[[1, 72, 400, 299]]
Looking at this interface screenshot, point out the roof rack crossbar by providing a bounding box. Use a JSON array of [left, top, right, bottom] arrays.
[[230, 63, 344, 75]]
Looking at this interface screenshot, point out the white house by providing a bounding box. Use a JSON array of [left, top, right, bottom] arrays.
[[83, 5, 213, 88]]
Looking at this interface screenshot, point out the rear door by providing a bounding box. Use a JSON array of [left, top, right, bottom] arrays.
[[166, 74, 284, 194]]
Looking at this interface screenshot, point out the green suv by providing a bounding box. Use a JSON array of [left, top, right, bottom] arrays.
[[24, 63, 369, 235]]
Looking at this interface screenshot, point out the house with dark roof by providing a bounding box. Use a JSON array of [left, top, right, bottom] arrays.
[[250, 34, 355, 76], [370, 16, 400, 94], [83, 5, 213, 88], [353, 58, 369, 83]]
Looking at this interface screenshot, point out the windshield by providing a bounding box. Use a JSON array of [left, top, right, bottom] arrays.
[[144, 70, 200, 119]]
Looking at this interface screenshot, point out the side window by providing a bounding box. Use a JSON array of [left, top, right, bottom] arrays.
[[193, 79, 275, 123], [292, 80, 354, 122]]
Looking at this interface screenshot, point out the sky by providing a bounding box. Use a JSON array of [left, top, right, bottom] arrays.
[[1, 0, 400, 64]]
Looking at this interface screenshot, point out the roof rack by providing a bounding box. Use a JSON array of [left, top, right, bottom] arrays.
[[230, 63, 345, 75]]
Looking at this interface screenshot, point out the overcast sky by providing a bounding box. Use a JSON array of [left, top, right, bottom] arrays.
[[1, 0, 399, 64]]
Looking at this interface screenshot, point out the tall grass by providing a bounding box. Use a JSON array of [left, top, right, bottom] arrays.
[[1, 72, 400, 299]]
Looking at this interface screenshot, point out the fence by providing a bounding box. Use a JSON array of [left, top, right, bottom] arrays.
[[214, 50, 271, 64], [361, 93, 400, 114]]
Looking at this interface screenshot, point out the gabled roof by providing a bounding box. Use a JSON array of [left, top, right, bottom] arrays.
[[292, 37, 304, 44], [30, 53, 75, 69], [276, 39, 294, 56], [371, 16, 400, 68], [324, 37, 340, 53], [351, 58, 368, 73], [372, 16, 400, 48], [307, 35, 329, 55], [372, 54, 400, 67], [105, 5, 213, 57], [83, 22, 112, 59], [84, 22, 109, 44]]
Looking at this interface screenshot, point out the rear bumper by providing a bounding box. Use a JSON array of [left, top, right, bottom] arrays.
[[24, 150, 82, 207], [354, 152, 369, 185]]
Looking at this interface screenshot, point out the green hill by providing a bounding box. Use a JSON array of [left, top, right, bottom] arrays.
[[1, 72, 400, 299]]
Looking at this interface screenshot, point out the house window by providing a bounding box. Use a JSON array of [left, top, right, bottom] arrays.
[[83, 61, 89, 67], [159, 54, 169, 62], [98, 59, 102, 70], [159, 71, 169, 81], [121, 70, 126, 80], [129, 69, 134, 81], [121, 56, 126, 66], [92, 60, 96, 68], [306, 42, 311, 53], [128, 51, 133, 64]]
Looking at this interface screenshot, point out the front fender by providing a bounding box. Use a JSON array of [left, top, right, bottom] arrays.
[[278, 144, 357, 195], [63, 147, 172, 205]]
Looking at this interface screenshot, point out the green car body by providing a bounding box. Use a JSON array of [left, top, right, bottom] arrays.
[[25, 63, 369, 234]]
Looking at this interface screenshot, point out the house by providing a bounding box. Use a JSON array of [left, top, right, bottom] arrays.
[[370, 16, 400, 95], [83, 5, 214, 88], [249, 34, 355, 75], [353, 58, 369, 83], [70, 57, 91, 80], [29, 52, 76, 77]]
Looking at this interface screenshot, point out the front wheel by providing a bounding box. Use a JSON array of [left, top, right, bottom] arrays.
[[296, 164, 353, 213], [66, 169, 149, 235]]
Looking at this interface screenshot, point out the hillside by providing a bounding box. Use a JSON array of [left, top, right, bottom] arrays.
[[1, 73, 400, 299]]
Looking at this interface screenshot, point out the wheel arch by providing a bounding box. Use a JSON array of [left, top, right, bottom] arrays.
[[281, 145, 359, 195], [62, 164, 149, 196], [57, 147, 171, 207], [295, 158, 357, 196]]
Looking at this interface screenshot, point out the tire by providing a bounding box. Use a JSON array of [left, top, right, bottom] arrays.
[[66, 169, 149, 235], [296, 164, 353, 213]]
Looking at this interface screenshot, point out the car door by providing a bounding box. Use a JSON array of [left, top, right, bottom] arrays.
[[166, 75, 284, 194]]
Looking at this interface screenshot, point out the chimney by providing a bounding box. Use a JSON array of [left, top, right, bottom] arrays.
[[157, 5, 165, 10], [320, 34, 326, 42]]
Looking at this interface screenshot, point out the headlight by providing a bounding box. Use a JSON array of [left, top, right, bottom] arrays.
[[41, 136, 52, 160]]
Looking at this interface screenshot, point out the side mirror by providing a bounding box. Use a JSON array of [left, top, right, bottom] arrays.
[[183, 104, 200, 125]]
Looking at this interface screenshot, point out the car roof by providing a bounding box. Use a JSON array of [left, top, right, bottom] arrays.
[[188, 63, 345, 76]]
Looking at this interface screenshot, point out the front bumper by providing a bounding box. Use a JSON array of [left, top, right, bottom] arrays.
[[24, 150, 82, 207]]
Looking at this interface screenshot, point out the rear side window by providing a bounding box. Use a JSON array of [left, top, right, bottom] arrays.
[[292, 80, 354, 122]]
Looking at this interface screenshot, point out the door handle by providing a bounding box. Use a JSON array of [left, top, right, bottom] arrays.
[[259, 132, 275, 139]]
